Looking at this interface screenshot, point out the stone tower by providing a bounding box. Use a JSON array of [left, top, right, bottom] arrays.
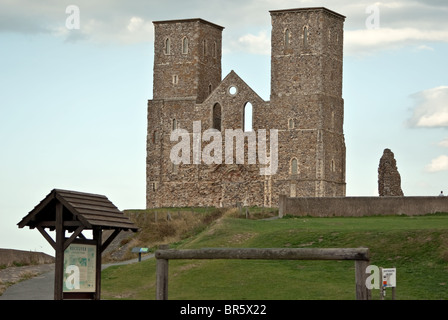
[[146, 8, 346, 208], [269, 8, 346, 197], [152, 19, 224, 103]]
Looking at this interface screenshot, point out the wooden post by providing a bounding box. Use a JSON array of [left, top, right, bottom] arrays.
[[156, 244, 169, 300], [355, 259, 371, 300], [156, 258, 169, 300], [54, 202, 64, 300], [93, 227, 102, 300], [380, 267, 384, 300]]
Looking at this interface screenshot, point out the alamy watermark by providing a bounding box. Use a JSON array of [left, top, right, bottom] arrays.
[[365, 4, 380, 29], [170, 121, 278, 175], [65, 5, 80, 30], [65, 265, 80, 290], [365, 265, 396, 290]]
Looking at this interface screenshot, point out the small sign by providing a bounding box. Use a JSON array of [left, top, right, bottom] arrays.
[[132, 247, 149, 253], [382, 268, 396, 288]]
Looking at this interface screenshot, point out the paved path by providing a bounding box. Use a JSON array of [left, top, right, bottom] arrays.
[[0, 254, 154, 300]]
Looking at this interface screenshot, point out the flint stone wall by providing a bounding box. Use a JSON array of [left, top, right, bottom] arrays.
[[279, 195, 448, 217], [0, 249, 54, 267]]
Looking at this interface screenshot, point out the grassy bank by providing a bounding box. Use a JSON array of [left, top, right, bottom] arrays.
[[101, 211, 448, 300]]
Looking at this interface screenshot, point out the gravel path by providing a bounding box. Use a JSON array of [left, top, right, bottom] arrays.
[[0, 253, 154, 300]]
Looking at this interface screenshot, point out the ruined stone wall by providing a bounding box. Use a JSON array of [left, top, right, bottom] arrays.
[[147, 8, 347, 208], [279, 195, 448, 217], [378, 148, 404, 196]]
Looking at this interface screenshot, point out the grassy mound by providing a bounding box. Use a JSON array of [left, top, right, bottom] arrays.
[[101, 210, 448, 300]]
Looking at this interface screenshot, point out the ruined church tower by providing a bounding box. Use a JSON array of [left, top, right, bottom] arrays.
[[269, 8, 346, 197], [146, 8, 346, 208]]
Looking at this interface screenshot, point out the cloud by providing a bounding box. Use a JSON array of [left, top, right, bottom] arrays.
[[438, 138, 448, 147], [345, 28, 448, 56], [227, 31, 271, 55], [425, 155, 448, 172], [407, 86, 448, 128], [416, 44, 435, 51], [1, 0, 448, 54]]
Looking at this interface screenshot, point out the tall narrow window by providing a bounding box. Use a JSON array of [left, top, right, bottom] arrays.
[[182, 37, 189, 54], [165, 38, 171, 55], [203, 39, 207, 56], [213, 41, 217, 58], [208, 84, 212, 95], [291, 158, 298, 175], [244, 102, 253, 132], [152, 131, 158, 144], [303, 27, 308, 47], [331, 111, 335, 130], [288, 118, 294, 130], [172, 118, 177, 131], [285, 29, 290, 49], [212, 103, 221, 131]]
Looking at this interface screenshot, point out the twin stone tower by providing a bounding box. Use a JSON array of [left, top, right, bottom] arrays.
[[146, 7, 347, 208]]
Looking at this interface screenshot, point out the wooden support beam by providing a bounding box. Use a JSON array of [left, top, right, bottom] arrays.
[[63, 225, 85, 251], [101, 229, 121, 253], [156, 247, 370, 261], [36, 221, 84, 228], [37, 226, 56, 250]]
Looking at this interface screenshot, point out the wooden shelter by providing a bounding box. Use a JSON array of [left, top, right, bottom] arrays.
[[18, 189, 139, 300]]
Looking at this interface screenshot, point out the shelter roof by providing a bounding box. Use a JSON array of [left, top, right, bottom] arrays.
[[18, 189, 138, 232]]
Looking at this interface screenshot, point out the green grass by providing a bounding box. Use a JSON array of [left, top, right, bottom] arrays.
[[101, 213, 448, 300]]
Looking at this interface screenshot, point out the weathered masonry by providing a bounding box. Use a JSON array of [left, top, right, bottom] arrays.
[[147, 7, 346, 208], [279, 195, 448, 217]]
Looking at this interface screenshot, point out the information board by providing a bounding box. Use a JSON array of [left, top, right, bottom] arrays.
[[382, 268, 396, 288], [63, 243, 96, 292]]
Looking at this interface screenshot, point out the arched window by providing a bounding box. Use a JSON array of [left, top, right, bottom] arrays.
[[165, 38, 171, 55], [172, 118, 177, 131], [303, 27, 308, 47], [284, 29, 290, 49], [244, 102, 253, 132], [291, 158, 298, 175], [212, 103, 221, 131], [182, 37, 189, 54]]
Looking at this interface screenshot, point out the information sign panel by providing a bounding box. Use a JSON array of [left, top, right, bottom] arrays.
[[382, 268, 396, 288], [63, 243, 96, 292]]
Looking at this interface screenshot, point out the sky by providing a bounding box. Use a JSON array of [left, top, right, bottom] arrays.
[[1, 0, 448, 256]]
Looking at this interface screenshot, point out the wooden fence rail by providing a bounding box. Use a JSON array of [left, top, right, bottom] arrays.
[[155, 247, 371, 300]]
